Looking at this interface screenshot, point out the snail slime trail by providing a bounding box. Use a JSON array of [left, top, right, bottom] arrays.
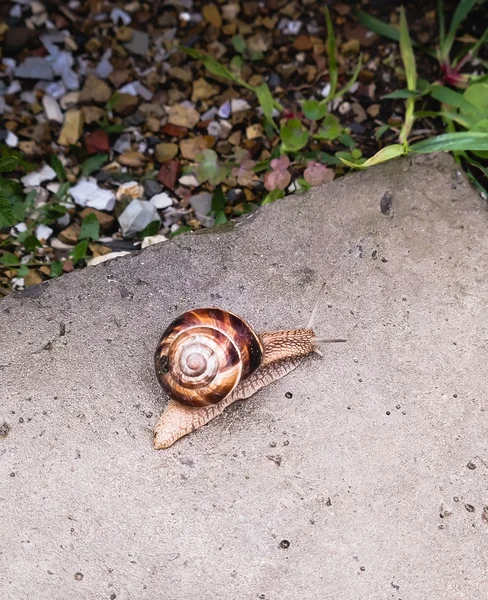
[[153, 284, 346, 449]]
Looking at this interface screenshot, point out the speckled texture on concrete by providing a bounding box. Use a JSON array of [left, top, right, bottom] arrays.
[[1, 154, 487, 600]]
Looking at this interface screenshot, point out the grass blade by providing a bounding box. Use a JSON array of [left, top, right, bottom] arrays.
[[410, 131, 488, 153], [340, 144, 405, 169], [356, 11, 400, 42], [443, 0, 477, 58]]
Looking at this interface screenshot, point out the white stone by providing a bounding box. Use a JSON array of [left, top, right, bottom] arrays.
[[69, 178, 116, 212], [150, 192, 173, 210], [35, 224, 53, 243], [56, 213, 71, 228], [87, 251, 130, 266], [5, 132, 18, 148], [7, 81, 21, 95], [118, 199, 161, 238], [51, 237, 75, 250], [42, 94, 63, 123], [60, 91, 79, 110], [178, 174, 199, 187], [10, 4, 22, 17], [15, 57, 53, 80], [231, 99, 251, 113], [62, 69, 80, 91], [141, 234, 168, 249], [21, 164, 57, 187], [111, 7, 131, 25]]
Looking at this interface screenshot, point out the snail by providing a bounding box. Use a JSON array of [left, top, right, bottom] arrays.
[[153, 284, 346, 449]]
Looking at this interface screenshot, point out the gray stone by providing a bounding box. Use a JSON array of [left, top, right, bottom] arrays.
[[1, 155, 487, 600], [143, 179, 163, 197], [118, 199, 161, 238], [124, 30, 150, 56], [14, 57, 53, 81], [190, 191, 214, 227]]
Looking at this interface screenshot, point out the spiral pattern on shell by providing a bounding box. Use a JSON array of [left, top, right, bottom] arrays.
[[154, 308, 264, 407]]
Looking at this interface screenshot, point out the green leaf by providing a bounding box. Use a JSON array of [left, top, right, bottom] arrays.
[[302, 99, 327, 121], [441, 0, 477, 59], [0, 156, 19, 173], [399, 7, 417, 91], [261, 188, 284, 205], [54, 181, 71, 201], [17, 265, 29, 277], [231, 35, 247, 54], [169, 225, 192, 237], [430, 85, 480, 116], [79, 213, 100, 241], [340, 144, 405, 169], [213, 211, 227, 225], [211, 186, 228, 225], [138, 220, 161, 238], [0, 196, 15, 228], [314, 114, 342, 140], [356, 11, 400, 42], [106, 92, 124, 112], [375, 125, 391, 139], [382, 89, 422, 99], [324, 6, 338, 99], [0, 251, 18, 266], [255, 83, 275, 124], [49, 261, 63, 278], [49, 154, 66, 182], [463, 82, 488, 116], [280, 119, 309, 152], [410, 132, 488, 153], [195, 149, 228, 185], [17, 232, 42, 252], [81, 154, 109, 177], [10, 199, 27, 223], [71, 239, 88, 265], [211, 185, 226, 213]]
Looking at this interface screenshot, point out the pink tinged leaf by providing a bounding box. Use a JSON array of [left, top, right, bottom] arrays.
[[270, 155, 290, 171], [303, 161, 334, 186], [264, 169, 291, 191]]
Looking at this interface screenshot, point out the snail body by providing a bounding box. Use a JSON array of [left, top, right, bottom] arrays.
[[153, 285, 345, 449]]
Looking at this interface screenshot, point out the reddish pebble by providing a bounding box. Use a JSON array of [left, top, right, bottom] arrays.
[[157, 160, 180, 190], [162, 123, 188, 138], [62, 260, 74, 273], [84, 130, 110, 154]]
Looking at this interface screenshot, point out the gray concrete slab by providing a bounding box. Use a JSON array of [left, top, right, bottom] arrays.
[[1, 154, 487, 600]]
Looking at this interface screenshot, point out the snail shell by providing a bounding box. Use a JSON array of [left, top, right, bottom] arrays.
[[154, 308, 264, 407]]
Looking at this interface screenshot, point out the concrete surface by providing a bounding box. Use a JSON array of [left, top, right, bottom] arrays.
[[1, 154, 488, 600]]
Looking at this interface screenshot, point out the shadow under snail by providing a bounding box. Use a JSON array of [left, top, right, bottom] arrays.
[[153, 284, 346, 449]]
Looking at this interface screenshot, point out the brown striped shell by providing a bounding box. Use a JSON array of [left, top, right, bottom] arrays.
[[154, 308, 264, 407]]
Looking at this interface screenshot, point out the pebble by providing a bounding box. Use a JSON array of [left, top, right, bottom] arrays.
[[21, 164, 56, 187], [42, 94, 63, 123], [111, 8, 131, 25], [178, 174, 199, 187], [141, 234, 168, 249], [69, 178, 116, 212], [116, 181, 144, 201], [218, 101, 231, 119], [14, 57, 53, 81], [87, 251, 130, 267], [143, 180, 163, 197], [5, 131, 18, 148], [51, 237, 75, 250], [58, 109, 84, 145], [150, 192, 173, 209], [168, 104, 200, 129], [124, 30, 150, 56], [35, 224, 53, 243], [189, 192, 212, 221], [113, 133, 132, 154], [118, 199, 161, 238]]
